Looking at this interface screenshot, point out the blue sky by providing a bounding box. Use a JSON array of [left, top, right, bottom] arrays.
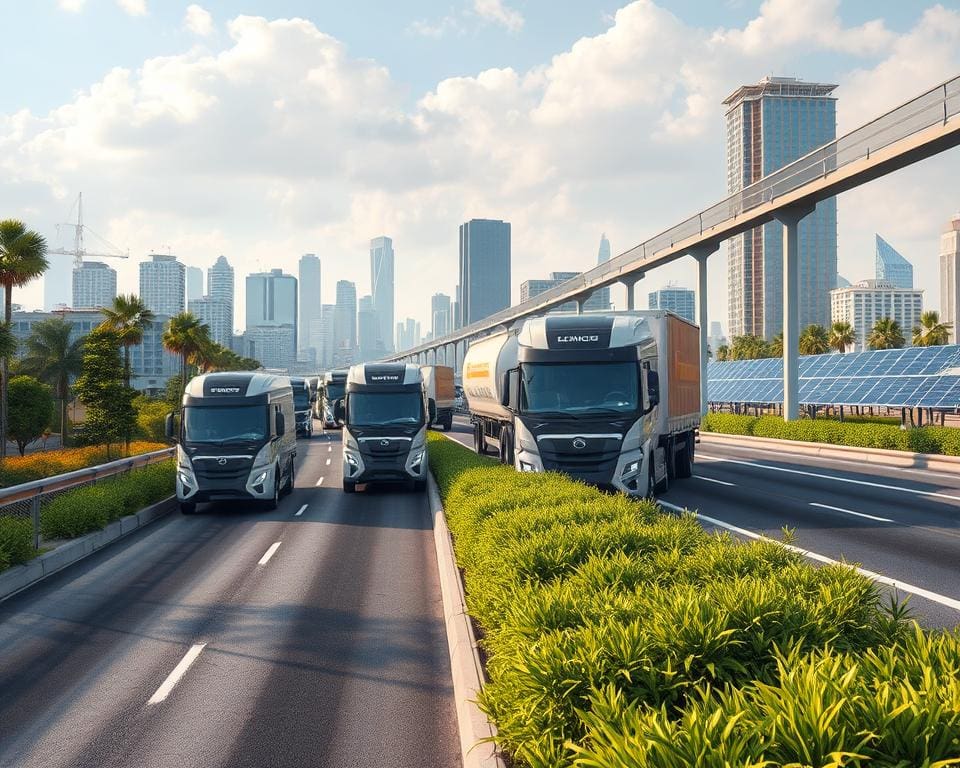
[[1, 1, 959, 333]]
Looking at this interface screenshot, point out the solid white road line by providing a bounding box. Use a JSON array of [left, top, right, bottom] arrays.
[[295, 504, 308, 517], [257, 542, 282, 566], [694, 474, 735, 487], [326, 458, 331, 466], [315, 477, 325, 486], [147, 643, 207, 705], [809, 501, 893, 523], [658, 500, 960, 612], [697, 454, 960, 503], [328, 446, 332, 452]]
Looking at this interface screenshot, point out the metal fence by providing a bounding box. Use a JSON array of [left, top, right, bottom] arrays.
[[0, 448, 175, 548], [393, 73, 960, 358]]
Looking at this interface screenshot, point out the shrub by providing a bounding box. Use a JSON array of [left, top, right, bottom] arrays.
[[426, 433, 939, 767], [0, 441, 168, 487], [0, 516, 34, 569]]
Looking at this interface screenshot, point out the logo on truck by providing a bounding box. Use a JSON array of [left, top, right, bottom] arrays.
[[572, 438, 587, 449], [210, 386, 241, 394], [556, 335, 600, 343]]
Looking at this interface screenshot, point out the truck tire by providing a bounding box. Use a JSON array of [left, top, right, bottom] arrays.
[[675, 434, 694, 479], [180, 501, 196, 515], [413, 479, 427, 493], [283, 460, 295, 496], [499, 427, 514, 466], [442, 413, 453, 432], [264, 467, 280, 510], [342, 480, 356, 494], [645, 463, 656, 500]]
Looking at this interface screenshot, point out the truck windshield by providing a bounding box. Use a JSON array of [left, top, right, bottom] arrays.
[[294, 389, 310, 409], [521, 362, 639, 416], [325, 383, 345, 401], [348, 392, 423, 427], [183, 406, 267, 443]]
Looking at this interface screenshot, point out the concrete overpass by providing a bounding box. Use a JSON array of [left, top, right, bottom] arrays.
[[389, 74, 960, 420]]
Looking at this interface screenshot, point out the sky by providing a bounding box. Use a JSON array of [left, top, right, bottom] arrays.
[[1, 0, 959, 337]]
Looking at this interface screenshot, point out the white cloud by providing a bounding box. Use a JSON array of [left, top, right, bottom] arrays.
[[57, 0, 87, 12], [407, 15, 463, 39], [116, 0, 147, 17], [2, 3, 958, 333], [183, 4, 214, 37], [473, 0, 524, 33]]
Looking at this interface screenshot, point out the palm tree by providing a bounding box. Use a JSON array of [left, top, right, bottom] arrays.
[[162, 312, 210, 385], [20, 318, 85, 446], [913, 310, 951, 347], [799, 324, 830, 355], [99, 294, 154, 388], [829, 321, 856, 354], [769, 333, 784, 357], [715, 344, 730, 362], [868, 317, 905, 350], [0, 219, 48, 458]]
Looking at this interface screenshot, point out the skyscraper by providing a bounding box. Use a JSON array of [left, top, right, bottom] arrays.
[[596, 234, 611, 310], [875, 234, 913, 289], [459, 219, 511, 326], [357, 294, 378, 362], [724, 77, 838, 339], [44, 253, 74, 310], [648, 285, 696, 323], [186, 266, 204, 302], [189, 296, 232, 349], [370, 236, 394, 353], [298, 253, 321, 358], [314, 304, 335, 369], [431, 292, 452, 338], [207, 255, 235, 343], [831, 280, 923, 352], [333, 280, 357, 367], [140, 254, 186, 316], [396, 318, 421, 351], [940, 214, 960, 343], [72, 261, 116, 309], [246, 269, 298, 368]]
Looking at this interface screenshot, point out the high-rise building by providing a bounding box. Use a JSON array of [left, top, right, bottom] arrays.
[[941, 214, 960, 344], [396, 318, 421, 351], [186, 266, 204, 302], [298, 253, 321, 357], [72, 261, 116, 309], [204, 255, 235, 347], [453, 284, 461, 331], [242, 325, 296, 370], [357, 295, 379, 362], [189, 296, 232, 350], [596, 234, 612, 311], [43, 253, 74, 311], [245, 269, 298, 368], [140, 254, 186, 317], [333, 280, 357, 367], [648, 285, 696, 323], [520, 272, 606, 312], [830, 279, 923, 352], [370, 236, 394, 353], [875, 235, 913, 289], [724, 77, 838, 340], [459, 219, 511, 326], [431, 293, 451, 339], [314, 304, 335, 369]]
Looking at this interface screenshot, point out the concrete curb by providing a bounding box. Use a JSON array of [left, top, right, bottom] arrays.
[[428, 473, 505, 768], [0, 496, 176, 603], [700, 431, 960, 472]]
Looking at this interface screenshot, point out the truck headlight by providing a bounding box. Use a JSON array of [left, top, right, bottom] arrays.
[[622, 460, 640, 477], [345, 452, 359, 467], [344, 433, 359, 450], [252, 443, 272, 470], [252, 469, 269, 485], [410, 449, 425, 470], [178, 471, 193, 487]]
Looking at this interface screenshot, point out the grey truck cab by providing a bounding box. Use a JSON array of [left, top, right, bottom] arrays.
[[167, 372, 297, 514], [340, 363, 428, 494], [290, 376, 314, 438], [320, 369, 348, 429]]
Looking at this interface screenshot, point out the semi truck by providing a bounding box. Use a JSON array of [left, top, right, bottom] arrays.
[[340, 363, 429, 494], [166, 372, 298, 513], [290, 376, 315, 438], [421, 365, 456, 431], [319, 369, 348, 429], [462, 311, 701, 497]]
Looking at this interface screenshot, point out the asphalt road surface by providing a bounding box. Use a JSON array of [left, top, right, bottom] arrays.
[[446, 415, 960, 630], [0, 425, 460, 768]]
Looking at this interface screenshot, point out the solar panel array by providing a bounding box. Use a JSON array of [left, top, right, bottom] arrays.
[[708, 346, 960, 408]]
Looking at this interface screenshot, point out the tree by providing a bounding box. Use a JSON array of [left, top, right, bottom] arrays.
[[868, 317, 906, 351], [799, 324, 830, 355], [913, 310, 951, 347], [768, 333, 784, 357], [7, 376, 54, 456], [730, 334, 773, 360], [0, 219, 48, 459], [162, 312, 210, 384], [715, 344, 730, 362], [829, 321, 856, 354], [99, 294, 155, 388], [134, 395, 172, 442], [74, 328, 136, 459], [20, 318, 84, 445]]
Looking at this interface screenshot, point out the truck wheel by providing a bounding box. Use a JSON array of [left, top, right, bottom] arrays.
[[342, 480, 356, 494], [180, 501, 196, 515], [499, 427, 514, 466], [675, 434, 694, 479], [442, 413, 453, 432], [413, 479, 427, 493], [265, 469, 280, 510], [283, 460, 295, 495]]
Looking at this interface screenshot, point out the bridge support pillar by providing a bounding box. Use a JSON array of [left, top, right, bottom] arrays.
[[621, 274, 642, 311], [774, 205, 815, 422], [689, 244, 718, 415], [575, 297, 585, 314]]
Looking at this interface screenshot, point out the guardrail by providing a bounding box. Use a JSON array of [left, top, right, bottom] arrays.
[[0, 448, 175, 548]]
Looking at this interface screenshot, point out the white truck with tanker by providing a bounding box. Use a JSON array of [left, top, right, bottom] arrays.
[[462, 311, 701, 497]]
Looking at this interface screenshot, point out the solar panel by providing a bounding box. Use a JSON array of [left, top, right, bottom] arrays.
[[708, 345, 960, 408]]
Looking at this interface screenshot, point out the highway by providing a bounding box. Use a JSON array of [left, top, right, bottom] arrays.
[[446, 415, 960, 630], [0, 426, 460, 768]]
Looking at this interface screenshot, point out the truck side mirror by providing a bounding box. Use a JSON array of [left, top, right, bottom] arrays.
[[501, 369, 520, 411], [647, 370, 660, 410], [165, 412, 176, 442], [334, 399, 345, 423], [276, 411, 286, 436]]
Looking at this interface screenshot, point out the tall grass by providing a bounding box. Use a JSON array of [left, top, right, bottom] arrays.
[[427, 433, 960, 767]]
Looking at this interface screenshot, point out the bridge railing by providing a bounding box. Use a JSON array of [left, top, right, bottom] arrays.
[[396, 73, 960, 358], [0, 448, 175, 549]]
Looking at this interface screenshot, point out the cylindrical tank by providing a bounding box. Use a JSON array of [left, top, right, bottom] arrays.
[[462, 332, 518, 422]]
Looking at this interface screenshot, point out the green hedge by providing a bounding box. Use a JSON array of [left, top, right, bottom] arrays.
[[0, 516, 34, 570], [427, 433, 960, 767], [40, 460, 174, 540], [701, 413, 960, 456]]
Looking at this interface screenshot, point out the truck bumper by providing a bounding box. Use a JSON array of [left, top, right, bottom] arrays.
[[177, 463, 279, 503], [342, 447, 428, 485]]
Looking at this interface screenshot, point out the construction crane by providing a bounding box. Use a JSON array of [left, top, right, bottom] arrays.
[[49, 192, 129, 269]]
